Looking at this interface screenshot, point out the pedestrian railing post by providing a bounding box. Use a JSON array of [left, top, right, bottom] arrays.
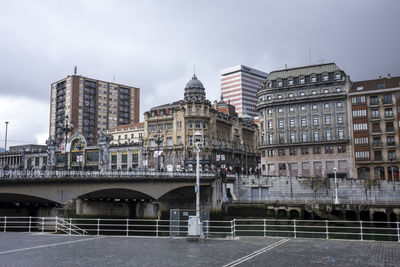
[[28, 216, 32, 233], [156, 219, 159, 237], [397, 221, 399, 243], [206, 220, 209, 238], [293, 219, 297, 239], [233, 219, 236, 237], [55, 217, 58, 233], [325, 220, 329, 240], [41, 217, 44, 233], [360, 220, 363, 241], [4, 216, 6, 232], [97, 218, 100, 236], [69, 218, 72, 235], [264, 219, 266, 237], [126, 219, 129, 237]]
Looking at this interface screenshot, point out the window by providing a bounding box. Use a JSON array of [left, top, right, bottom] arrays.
[[353, 123, 368, 131], [195, 106, 200, 114], [337, 102, 343, 108], [325, 116, 331, 125], [301, 132, 307, 142], [312, 104, 318, 110], [371, 109, 380, 119], [311, 77, 317, 83], [313, 147, 321, 154], [386, 122, 394, 132], [301, 148, 309, 155], [195, 121, 201, 128], [385, 108, 393, 117], [279, 163, 287, 170], [289, 93, 294, 98], [203, 122, 207, 129], [323, 89, 329, 94], [278, 149, 286, 156], [188, 136, 193, 146], [325, 130, 331, 141], [268, 149, 275, 157], [289, 80, 293, 85], [335, 73, 341, 80], [277, 81, 282, 87], [277, 94, 283, 99], [166, 137, 173, 146], [300, 105, 306, 111], [313, 117, 319, 125], [267, 109, 272, 115], [267, 96, 272, 101], [383, 94, 392, 104], [300, 78, 305, 84], [338, 145, 346, 153], [387, 136, 395, 146], [351, 96, 366, 104], [301, 117, 307, 127], [278, 133, 284, 143], [289, 119, 295, 128], [268, 134, 273, 144], [337, 114, 343, 124], [300, 92, 305, 96], [355, 151, 369, 159], [370, 96, 379, 105], [289, 107, 294, 113], [267, 120, 272, 129], [325, 146, 333, 154], [289, 148, 297, 155], [177, 136, 182, 145], [388, 150, 396, 160], [374, 151, 383, 161], [312, 90, 317, 95], [314, 131, 319, 141], [188, 121, 193, 129], [290, 132, 296, 143], [323, 74, 328, 81], [189, 107, 192, 114], [338, 129, 344, 140], [336, 87, 341, 92], [324, 103, 330, 110], [352, 109, 367, 117], [278, 108, 283, 113], [278, 119, 284, 128]]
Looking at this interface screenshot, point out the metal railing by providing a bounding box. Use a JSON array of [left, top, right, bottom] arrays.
[[1, 216, 399, 242], [0, 170, 233, 180]]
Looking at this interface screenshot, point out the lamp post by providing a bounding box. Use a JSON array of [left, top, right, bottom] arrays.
[[334, 167, 339, 204], [153, 130, 164, 172], [4, 121, 9, 152], [189, 130, 203, 239], [59, 115, 74, 170]]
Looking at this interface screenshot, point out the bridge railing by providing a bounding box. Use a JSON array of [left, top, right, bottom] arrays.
[[0, 170, 234, 180], [1, 216, 399, 242]]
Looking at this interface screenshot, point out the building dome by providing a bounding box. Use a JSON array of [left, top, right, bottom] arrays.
[[185, 74, 204, 89], [184, 74, 206, 102]]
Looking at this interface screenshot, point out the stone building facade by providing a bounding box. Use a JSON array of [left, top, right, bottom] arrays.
[[349, 75, 400, 180], [0, 145, 48, 170], [256, 63, 354, 178], [143, 74, 259, 173]]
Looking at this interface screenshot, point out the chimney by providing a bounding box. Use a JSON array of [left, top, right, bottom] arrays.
[[388, 73, 391, 79]]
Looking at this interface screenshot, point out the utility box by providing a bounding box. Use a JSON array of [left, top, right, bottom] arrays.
[[187, 216, 201, 240]]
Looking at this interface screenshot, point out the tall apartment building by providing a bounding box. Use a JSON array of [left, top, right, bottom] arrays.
[[221, 65, 268, 118], [256, 63, 354, 178], [349, 75, 400, 181], [49, 75, 140, 146]]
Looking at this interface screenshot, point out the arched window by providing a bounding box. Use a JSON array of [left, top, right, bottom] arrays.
[[357, 167, 370, 179], [387, 166, 399, 181], [374, 166, 385, 180]]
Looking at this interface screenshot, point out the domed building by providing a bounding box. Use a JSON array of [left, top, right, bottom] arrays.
[[143, 74, 259, 174]]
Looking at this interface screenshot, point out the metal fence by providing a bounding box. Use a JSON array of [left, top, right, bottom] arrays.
[[0, 170, 234, 180], [0, 216, 399, 242]]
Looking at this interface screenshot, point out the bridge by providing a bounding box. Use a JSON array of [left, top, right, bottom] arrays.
[[0, 170, 234, 218]]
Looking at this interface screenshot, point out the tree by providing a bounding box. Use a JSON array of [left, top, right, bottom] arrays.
[[302, 175, 329, 202]]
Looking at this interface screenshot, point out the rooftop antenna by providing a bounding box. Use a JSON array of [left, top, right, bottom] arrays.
[[113, 74, 115, 82], [318, 59, 325, 64], [309, 46, 311, 65], [193, 65, 196, 76], [285, 64, 287, 69], [74, 65, 77, 75]]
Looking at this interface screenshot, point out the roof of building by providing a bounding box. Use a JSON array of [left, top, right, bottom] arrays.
[[185, 74, 204, 89], [109, 122, 144, 131], [350, 75, 400, 93], [266, 63, 341, 81]]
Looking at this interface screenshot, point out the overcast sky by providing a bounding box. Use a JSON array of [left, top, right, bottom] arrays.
[[0, 0, 399, 148]]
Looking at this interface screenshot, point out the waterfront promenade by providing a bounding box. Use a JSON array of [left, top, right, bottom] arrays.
[[0, 232, 398, 266]]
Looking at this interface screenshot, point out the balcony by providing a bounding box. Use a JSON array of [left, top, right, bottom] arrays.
[[386, 127, 395, 133], [374, 156, 383, 161], [387, 142, 396, 147], [372, 128, 381, 135], [372, 142, 383, 148]]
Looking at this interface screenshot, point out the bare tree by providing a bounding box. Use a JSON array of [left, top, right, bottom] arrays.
[[302, 175, 329, 202]]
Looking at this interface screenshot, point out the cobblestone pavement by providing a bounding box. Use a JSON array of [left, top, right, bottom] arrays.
[[0, 233, 398, 267]]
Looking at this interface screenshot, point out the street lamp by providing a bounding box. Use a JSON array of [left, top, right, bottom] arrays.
[[59, 115, 74, 170], [152, 130, 164, 172], [4, 121, 9, 152], [188, 130, 203, 239], [333, 167, 339, 204]]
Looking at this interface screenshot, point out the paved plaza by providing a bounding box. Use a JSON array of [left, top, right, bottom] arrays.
[[0, 232, 399, 266]]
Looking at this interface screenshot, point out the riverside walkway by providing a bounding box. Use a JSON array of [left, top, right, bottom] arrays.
[[0, 232, 399, 266]]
